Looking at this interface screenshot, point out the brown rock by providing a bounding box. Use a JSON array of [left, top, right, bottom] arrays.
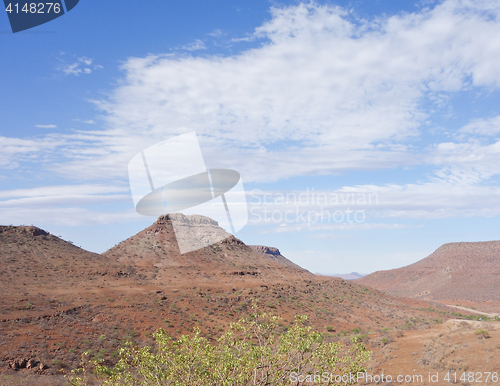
[[26, 358, 37, 369]]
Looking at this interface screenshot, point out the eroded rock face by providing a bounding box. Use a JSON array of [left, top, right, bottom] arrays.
[[158, 213, 219, 226], [250, 246, 281, 256], [0, 226, 48, 237]]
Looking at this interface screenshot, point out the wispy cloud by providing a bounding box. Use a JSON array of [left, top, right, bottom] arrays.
[[87, 0, 500, 183], [0, 206, 141, 227], [4, 0, 500, 229], [78, 56, 93, 66], [208, 29, 224, 37], [73, 119, 96, 124], [0, 184, 135, 227], [35, 124, 57, 129], [0, 184, 129, 200], [57, 55, 103, 76], [19, 2, 500, 187], [246, 182, 500, 224], [0, 135, 66, 168], [459, 115, 500, 136], [181, 39, 206, 51]]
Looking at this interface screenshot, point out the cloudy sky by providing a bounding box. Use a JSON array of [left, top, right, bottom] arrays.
[[2, 0, 500, 274]]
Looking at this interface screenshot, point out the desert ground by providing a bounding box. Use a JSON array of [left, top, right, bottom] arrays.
[[1, 217, 499, 385]]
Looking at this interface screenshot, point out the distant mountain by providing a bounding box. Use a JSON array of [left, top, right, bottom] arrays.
[[357, 241, 500, 302], [329, 272, 366, 280], [317, 272, 366, 280]]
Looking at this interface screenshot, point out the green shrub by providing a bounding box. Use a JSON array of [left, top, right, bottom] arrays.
[[474, 329, 490, 339], [52, 359, 63, 369], [354, 334, 369, 343], [68, 309, 371, 386]]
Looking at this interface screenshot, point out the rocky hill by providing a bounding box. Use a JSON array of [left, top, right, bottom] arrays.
[[0, 225, 122, 293], [103, 213, 312, 286], [357, 241, 500, 302], [0, 217, 478, 384]]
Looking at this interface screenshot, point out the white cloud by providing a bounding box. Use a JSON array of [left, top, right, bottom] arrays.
[[0, 136, 66, 168], [181, 39, 207, 51], [246, 181, 500, 223], [78, 56, 93, 66], [73, 119, 96, 124], [4, 0, 500, 228], [427, 140, 500, 183], [35, 124, 57, 129], [0, 184, 129, 200], [277, 223, 420, 234], [58, 56, 102, 76], [344, 182, 500, 219], [0, 184, 135, 227], [0, 194, 129, 208], [208, 29, 223, 37], [61, 62, 80, 75], [0, 206, 141, 227], [82, 0, 500, 184], [459, 115, 500, 136], [307, 224, 420, 239]]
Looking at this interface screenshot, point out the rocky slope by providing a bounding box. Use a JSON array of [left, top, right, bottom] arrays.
[[103, 214, 313, 286], [249, 245, 308, 270], [0, 225, 123, 293], [357, 241, 500, 302], [0, 218, 482, 384]]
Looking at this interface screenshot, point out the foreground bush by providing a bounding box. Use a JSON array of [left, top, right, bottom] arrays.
[[474, 329, 490, 339], [68, 311, 370, 385]]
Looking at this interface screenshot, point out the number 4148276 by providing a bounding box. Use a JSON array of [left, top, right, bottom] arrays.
[[444, 372, 498, 383], [5, 3, 61, 14]]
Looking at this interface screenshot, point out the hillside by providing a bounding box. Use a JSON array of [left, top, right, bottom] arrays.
[[103, 213, 312, 286], [0, 225, 123, 293], [0, 218, 483, 384], [357, 241, 500, 302]]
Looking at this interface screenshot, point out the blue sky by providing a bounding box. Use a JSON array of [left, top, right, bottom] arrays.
[[2, 0, 500, 274]]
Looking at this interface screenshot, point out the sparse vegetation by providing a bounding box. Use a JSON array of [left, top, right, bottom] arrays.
[[69, 310, 370, 386], [474, 329, 490, 339], [4, 222, 499, 385]]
